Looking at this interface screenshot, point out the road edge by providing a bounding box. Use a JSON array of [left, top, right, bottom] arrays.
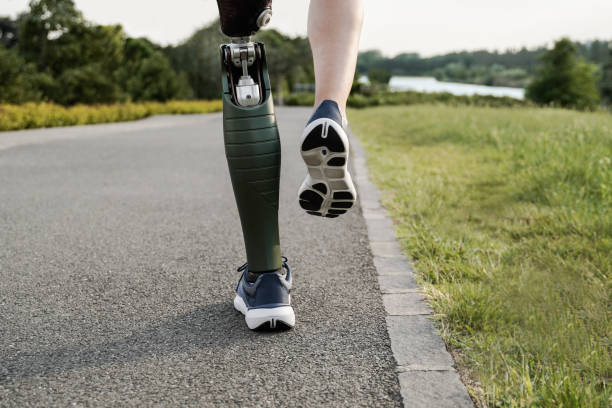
[[0, 113, 220, 152], [349, 132, 474, 408]]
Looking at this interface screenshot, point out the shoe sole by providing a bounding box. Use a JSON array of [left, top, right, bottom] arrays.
[[298, 118, 357, 218], [234, 295, 295, 330]]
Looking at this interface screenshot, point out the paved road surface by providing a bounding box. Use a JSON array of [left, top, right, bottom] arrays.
[[0, 108, 402, 406]]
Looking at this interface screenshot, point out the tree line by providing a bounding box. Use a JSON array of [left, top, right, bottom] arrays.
[[0, 0, 314, 105], [358, 40, 612, 104], [1, 0, 192, 104], [163, 21, 314, 101], [1, 0, 610, 109]]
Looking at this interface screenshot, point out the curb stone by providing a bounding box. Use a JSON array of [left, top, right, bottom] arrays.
[[350, 132, 474, 408]]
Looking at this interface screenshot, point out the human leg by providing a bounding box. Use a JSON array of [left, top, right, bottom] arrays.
[[308, 0, 364, 116], [298, 0, 364, 218]]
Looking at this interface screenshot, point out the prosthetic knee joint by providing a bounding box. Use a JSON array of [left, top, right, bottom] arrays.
[[217, 0, 281, 272]]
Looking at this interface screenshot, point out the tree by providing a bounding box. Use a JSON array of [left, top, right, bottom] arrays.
[[0, 46, 49, 103], [165, 22, 313, 100], [255, 29, 313, 99], [600, 47, 612, 104], [163, 20, 226, 100], [0, 16, 20, 48], [526, 38, 600, 110], [33, 23, 126, 104], [367, 67, 391, 85], [54, 64, 122, 105], [357, 49, 385, 74], [18, 0, 84, 71], [15, 0, 129, 104], [117, 38, 192, 102]]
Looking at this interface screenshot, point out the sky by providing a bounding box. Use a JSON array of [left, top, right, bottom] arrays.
[[4, 0, 612, 56]]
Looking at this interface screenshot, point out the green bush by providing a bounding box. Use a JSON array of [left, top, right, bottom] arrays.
[[285, 90, 531, 109], [367, 67, 392, 85], [527, 38, 601, 110], [118, 38, 193, 102], [0, 46, 47, 103], [348, 93, 376, 108], [53, 63, 123, 105], [600, 48, 612, 104], [284, 93, 315, 106]]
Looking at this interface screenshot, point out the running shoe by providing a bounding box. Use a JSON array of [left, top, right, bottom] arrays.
[[298, 100, 357, 218], [233, 257, 295, 330]]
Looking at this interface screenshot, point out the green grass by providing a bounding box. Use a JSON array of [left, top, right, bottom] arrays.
[[349, 105, 611, 407], [0, 100, 222, 131]]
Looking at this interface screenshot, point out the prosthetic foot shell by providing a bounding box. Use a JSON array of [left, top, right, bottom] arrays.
[[221, 43, 281, 272]]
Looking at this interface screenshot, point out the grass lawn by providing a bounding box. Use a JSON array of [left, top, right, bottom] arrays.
[[350, 105, 611, 407]]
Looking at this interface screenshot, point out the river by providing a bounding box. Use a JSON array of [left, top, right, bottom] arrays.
[[388, 76, 525, 100]]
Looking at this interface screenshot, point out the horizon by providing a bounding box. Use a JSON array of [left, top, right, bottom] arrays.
[[4, 0, 612, 57]]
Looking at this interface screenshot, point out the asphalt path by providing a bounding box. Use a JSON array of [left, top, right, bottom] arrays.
[[0, 108, 402, 406]]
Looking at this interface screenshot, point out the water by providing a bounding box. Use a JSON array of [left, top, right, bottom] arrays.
[[387, 76, 525, 100]]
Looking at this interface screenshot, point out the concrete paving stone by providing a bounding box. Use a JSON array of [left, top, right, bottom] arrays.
[[361, 208, 388, 220], [353, 155, 366, 165], [398, 371, 473, 408], [357, 179, 381, 199], [378, 274, 419, 293], [383, 293, 433, 316], [370, 241, 403, 257], [373, 256, 416, 276], [366, 216, 394, 230], [351, 131, 473, 408], [365, 219, 397, 242], [396, 365, 456, 372], [353, 167, 368, 178], [354, 174, 368, 184], [360, 199, 381, 210], [386, 316, 454, 367]]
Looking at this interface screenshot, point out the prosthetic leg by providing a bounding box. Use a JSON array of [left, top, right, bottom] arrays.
[[218, 0, 280, 273], [218, 0, 295, 330]]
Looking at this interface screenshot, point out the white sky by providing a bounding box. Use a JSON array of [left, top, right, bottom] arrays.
[[3, 0, 612, 56]]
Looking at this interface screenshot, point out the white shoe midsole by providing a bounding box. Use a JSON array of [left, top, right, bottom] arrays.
[[234, 295, 295, 329], [299, 118, 357, 214]]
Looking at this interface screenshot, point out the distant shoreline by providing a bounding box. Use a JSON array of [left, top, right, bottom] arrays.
[[363, 76, 526, 99]]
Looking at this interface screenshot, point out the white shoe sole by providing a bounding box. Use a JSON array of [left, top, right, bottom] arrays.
[[234, 295, 295, 330], [298, 118, 357, 218]]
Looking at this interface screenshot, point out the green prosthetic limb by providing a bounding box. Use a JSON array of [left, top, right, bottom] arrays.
[[221, 42, 281, 272]]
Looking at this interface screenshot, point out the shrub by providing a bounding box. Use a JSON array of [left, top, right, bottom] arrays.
[[527, 38, 601, 110], [0, 100, 222, 131], [0, 46, 47, 103], [367, 67, 392, 85], [284, 93, 315, 106]]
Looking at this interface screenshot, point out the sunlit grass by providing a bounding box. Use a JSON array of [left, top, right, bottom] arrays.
[[0, 100, 222, 131], [350, 105, 611, 407]]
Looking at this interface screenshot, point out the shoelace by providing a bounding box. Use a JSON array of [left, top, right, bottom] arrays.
[[237, 256, 289, 274]]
